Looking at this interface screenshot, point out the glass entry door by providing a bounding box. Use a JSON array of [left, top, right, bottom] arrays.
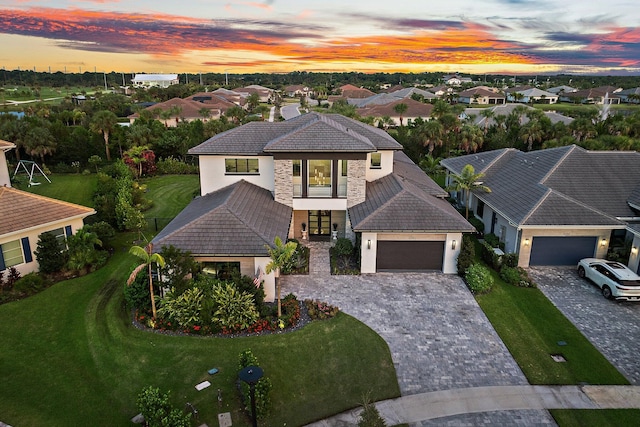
[[309, 210, 331, 238]]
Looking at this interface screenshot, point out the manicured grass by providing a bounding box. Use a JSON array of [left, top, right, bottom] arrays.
[[17, 173, 97, 207], [140, 174, 200, 219], [475, 269, 628, 385], [550, 409, 640, 426], [0, 249, 398, 426], [3, 174, 400, 426]]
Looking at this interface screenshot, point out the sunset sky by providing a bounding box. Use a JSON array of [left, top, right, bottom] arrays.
[[1, 0, 639, 75]]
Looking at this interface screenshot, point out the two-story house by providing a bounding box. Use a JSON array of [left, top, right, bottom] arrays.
[[152, 113, 474, 301]]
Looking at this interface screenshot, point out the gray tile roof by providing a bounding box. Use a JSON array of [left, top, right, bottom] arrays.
[[188, 113, 401, 156], [349, 168, 474, 233], [441, 145, 640, 227], [151, 180, 292, 256]]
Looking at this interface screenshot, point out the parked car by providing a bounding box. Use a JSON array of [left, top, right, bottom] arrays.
[[577, 258, 640, 301]]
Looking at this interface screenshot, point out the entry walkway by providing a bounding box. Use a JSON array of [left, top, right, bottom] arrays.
[[306, 385, 640, 426]]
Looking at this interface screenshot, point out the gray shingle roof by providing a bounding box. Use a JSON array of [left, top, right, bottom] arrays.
[[441, 145, 640, 227], [151, 180, 292, 256], [349, 167, 474, 233], [188, 113, 401, 156]]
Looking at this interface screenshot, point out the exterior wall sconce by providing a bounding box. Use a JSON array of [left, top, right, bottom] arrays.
[[600, 238, 607, 247], [451, 240, 457, 250], [524, 238, 530, 246], [367, 240, 372, 250], [633, 246, 638, 255]]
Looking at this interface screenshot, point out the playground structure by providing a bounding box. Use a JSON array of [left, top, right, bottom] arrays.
[[12, 160, 51, 186]]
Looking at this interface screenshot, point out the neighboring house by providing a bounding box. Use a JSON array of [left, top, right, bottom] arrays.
[[348, 88, 436, 108], [441, 145, 640, 270], [127, 97, 220, 126], [457, 87, 505, 105], [185, 92, 237, 115], [618, 87, 640, 104], [338, 84, 376, 99], [546, 85, 577, 95], [0, 141, 95, 276], [505, 87, 558, 104], [463, 103, 574, 127], [285, 85, 312, 98], [210, 88, 246, 106], [235, 85, 274, 103], [560, 86, 622, 104], [132, 74, 179, 88], [442, 75, 473, 86], [152, 113, 473, 301], [357, 98, 434, 127]]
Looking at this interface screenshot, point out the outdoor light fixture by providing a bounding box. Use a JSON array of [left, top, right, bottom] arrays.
[[600, 238, 607, 247], [451, 240, 457, 250], [367, 240, 372, 250], [633, 246, 638, 255], [524, 238, 530, 246]]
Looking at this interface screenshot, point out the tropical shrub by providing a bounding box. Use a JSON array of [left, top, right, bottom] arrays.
[[157, 287, 204, 329], [158, 245, 200, 295], [136, 386, 191, 427], [4, 267, 21, 290], [502, 253, 519, 268], [211, 283, 259, 333], [280, 293, 300, 327], [358, 399, 387, 427], [155, 157, 198, 175], [465, 263, 494, 294], [124, 272, 151, 310], [304, 299, 340, 320], [484, 233, 500, 248], [500, 266, 536, 288], [13, 273, 47, 294], [481, 241, 502, 270]]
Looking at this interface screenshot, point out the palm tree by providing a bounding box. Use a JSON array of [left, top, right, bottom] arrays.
[[446, 164, 491, 219], [480, 108, 495, 134], [265, 236, 297, 318], [393, 102, 408, 126], [458, 124, 484, 153], [418, 120, 444, 154], [128, 243, 166, 320], [24, 126, 56, 165], [90, 110, 118, 161]]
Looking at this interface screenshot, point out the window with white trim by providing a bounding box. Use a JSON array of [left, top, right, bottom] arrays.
[[370, 153, 381, 169], [1, 240, 24, 268]]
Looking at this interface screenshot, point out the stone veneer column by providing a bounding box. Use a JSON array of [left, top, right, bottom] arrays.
[[346, 159, 366, 208], [274, 159, 293, 207], [345, 212, 355, 243]]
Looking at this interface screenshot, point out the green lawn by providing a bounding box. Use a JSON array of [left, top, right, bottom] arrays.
[[0, 174, 400, 426], [17, 173, 97, 207]]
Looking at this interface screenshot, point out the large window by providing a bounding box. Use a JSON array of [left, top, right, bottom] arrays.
[[43, 227, 66, 245], [1, 240, 24, 269], [225, 158, 259, 174], [308, 159, 332, 197], [370, 153, 381, 169], [293, 160, 302, 197], [202, 261, 240, 280]]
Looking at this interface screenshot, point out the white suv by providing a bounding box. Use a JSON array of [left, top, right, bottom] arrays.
[[577, 258, 640, 301]]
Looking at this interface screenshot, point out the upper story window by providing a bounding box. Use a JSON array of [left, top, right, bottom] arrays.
[[225, 158, 259, 174], [341, 160, 348, 177], [370, 153, 381, 169], [292, 159, 301, 177]]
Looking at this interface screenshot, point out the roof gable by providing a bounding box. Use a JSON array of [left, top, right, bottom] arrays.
[[152, 181, 292, 256]]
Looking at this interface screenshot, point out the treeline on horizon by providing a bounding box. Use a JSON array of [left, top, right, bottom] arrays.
[[1, 69, 639, 92]]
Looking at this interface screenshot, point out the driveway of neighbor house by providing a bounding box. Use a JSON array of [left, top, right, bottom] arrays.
[[529, 267, 640, 385], [280, 249, 556, 425]]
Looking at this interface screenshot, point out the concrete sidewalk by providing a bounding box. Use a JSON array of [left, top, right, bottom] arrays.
[[306, 385, 640, 426]]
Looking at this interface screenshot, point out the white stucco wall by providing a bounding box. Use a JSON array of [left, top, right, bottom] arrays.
[[198, 155, 274, 195], [365, 151, 394, 182], [629, 235, 640, 274], [0, 149, 11, 187]]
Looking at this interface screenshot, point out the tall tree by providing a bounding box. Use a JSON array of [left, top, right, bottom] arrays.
[[90, 110, 118, 161], [128, 244, 166, 320], [446, 164, 491, 219], [24, 125, 56, 164], [417, 120, 444, 154], [265, 236, 297, 318]]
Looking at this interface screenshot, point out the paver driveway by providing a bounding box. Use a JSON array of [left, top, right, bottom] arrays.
[[282, 244, 556, 425], [530, 266, 640, 385]]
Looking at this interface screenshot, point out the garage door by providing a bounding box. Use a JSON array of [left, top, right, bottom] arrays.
[[377, 241, 444, 271], [529, 236, 597, 266]]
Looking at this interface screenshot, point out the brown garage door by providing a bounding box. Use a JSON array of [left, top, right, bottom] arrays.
[[377, 241, 444, 271]]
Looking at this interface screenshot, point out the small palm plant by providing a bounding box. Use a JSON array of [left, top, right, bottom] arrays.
[[265, 236, 297, 318], [128, 243, 166, 320]]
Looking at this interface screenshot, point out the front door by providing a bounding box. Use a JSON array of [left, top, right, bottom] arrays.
[[309, 210, 331, 239]]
